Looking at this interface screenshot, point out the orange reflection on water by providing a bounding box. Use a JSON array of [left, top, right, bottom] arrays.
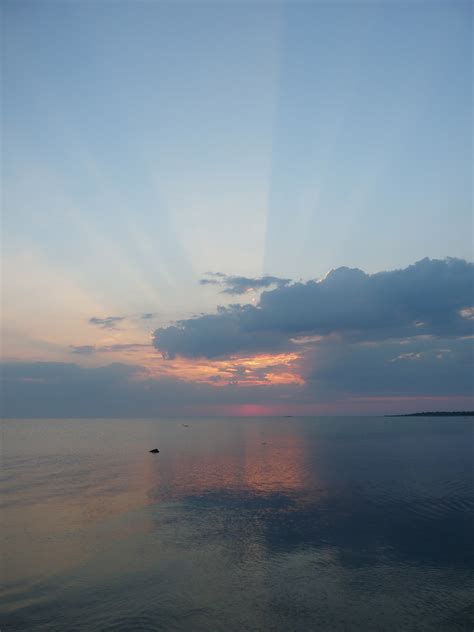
[[242, 428, 313, 494], [1, 455, 154, 588], [2, 419, 322, 593], [144, 423, 318, 502]]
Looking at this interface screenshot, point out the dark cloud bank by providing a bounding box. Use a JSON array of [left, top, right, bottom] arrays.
[[2, 258, 473, 417], [0, 362, 297, 418], [155, 258, 473, 359]]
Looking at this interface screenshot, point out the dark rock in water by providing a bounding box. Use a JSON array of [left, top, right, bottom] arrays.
[[149, 448, 160, 454]]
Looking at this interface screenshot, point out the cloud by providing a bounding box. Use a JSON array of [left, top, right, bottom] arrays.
[[153, 305, 289, 359], [89, 316, 125, 329], [1, 361, 146, 417], [0, 361, 300, 418], [300, 335, 473, 399], [154, 258, 474, 359], [70, 345, 96, 355], [3, 258, 472, 418], [199, 273, 291, 295], [390, 352, 423, 362], [220, 275, 291, 295], [1, 349, 472, 418], [199, 279, 221, 286], [460, 307, 474, 321], [87, 313, 157, 329], [70, 343, 149, 355]]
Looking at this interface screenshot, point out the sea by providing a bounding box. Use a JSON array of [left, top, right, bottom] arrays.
[[1, 416, 473, 631]]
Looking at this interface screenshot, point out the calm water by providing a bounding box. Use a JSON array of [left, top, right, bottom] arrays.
[[1, 417, 473, 631]]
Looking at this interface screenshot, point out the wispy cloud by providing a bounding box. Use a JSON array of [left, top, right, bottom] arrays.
[[70, 345, 96, 355], [390, 352, 423, 362], [199, 279, 221, 287], [199, 273, 291, 295], [70, 343, 149, 355], [89, 316, 126, 330], [88, 313, 158, 330]]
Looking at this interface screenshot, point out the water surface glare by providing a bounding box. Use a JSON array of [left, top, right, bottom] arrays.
[[1, 417, 473, 631]]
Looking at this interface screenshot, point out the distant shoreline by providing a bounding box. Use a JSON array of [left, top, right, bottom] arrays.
[[386, 411, 474, 417]]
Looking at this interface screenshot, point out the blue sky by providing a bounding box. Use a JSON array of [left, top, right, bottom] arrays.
[[2, 0, 473, 415]]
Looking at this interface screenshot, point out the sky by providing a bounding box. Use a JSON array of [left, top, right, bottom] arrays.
[[1, 0, 473, 417]]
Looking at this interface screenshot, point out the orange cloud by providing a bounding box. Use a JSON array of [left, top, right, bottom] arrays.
[[140, 351, 305, 386], [67, 328, 305, 387]]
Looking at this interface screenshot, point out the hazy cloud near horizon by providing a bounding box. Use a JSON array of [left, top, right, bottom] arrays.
[[0, 361, 299, 417], [154, 258, 474, 359], [2, 340, 472, 417]]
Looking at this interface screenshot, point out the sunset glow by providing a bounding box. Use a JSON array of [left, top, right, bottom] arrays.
[[141, 351, 305, 386], [2, 3, 473, 631], [2, 0, 472, 418]]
